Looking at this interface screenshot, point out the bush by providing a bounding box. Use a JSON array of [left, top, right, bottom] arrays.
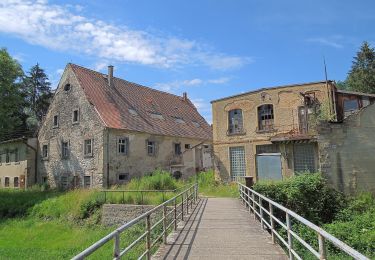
[[253, 173, 346, 224], [124, 169, 182, 191]]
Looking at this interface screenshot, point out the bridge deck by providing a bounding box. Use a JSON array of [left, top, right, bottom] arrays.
[[153, 197, 287, 260]]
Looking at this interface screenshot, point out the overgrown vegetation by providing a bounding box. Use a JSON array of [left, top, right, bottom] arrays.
[[253, 174, 374, 259], [194, 170, 238, 198]]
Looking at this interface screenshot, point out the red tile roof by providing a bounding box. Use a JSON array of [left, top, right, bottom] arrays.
[[70, 64, 212, 141]]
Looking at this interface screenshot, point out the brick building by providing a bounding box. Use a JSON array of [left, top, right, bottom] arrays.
[[38, 64, 212, 189], [211, 81, 375, 193]]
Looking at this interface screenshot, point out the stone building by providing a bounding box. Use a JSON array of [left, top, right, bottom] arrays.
[[0, 137, 37, 189], [38, 64, 212, 189], [211, 81, 375, 193]]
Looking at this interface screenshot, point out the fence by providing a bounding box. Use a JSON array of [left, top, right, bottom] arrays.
[[238, 183, 369, 260], [72, 183, 198, 260]]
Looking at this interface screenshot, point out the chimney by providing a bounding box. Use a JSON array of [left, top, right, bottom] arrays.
[[108, 65, 114, 87], [182, 92, 188, 101]]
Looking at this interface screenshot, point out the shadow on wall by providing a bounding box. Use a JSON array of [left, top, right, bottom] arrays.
[[212, 154, 230, 182]]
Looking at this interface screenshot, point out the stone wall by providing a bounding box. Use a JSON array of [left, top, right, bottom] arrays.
[[318, 104, 375, 194], [38, 65, 105, 188], [102, 204, 183, 227], [211, 82, 333, 180]]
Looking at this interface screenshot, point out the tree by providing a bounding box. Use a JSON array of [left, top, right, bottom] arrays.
[[0, 48, 25, 141], [346, 41, 375, 93], [23, 63, 53, 129]]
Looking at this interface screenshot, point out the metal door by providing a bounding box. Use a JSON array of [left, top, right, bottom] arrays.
[[256, 153, 282, 180]]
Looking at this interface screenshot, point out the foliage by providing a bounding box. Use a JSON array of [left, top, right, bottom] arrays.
[[193, 170, 238, 198], [253, 173, 346, 224], [346, 41, 375, 94], [0, 48, 25, 141]]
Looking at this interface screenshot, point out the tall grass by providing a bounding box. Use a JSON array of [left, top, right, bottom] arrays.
[[194, 170, 238, 198]]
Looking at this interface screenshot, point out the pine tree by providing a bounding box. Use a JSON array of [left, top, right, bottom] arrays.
[[23, 63, 53, 129], [0, 48, 25, 141], [346, 41, 375, 93]]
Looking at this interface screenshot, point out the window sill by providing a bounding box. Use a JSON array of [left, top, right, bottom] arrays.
[[14, 162, 20, 165], [256, 128, 277, 134], [41, 157, 49, 161], [5, 163, 11, 166], [227, 131, 246, 136], [72, 122, 79, 125], [84, 154, 93, 158], [52, 126, 59, 129]]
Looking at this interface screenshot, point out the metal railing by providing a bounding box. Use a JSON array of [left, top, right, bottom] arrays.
[[238, 183, 369, 260], [72, 183, 198, 260], [231, 175, 246, 183], [101, 185, 190, 204]]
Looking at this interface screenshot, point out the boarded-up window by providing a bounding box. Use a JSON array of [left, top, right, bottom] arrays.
[[229, 146, 246, 177], [258, 104, 274, 131], [293, 143, 316, 173], [228, 109, 243, 134]]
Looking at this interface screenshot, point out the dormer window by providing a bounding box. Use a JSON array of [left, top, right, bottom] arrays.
[[64, 84, 71, 92], [128, 108, 138, 116], [150, 112, 164, 120], [172, 116, 185, 123], [192, 121, 200, 127]]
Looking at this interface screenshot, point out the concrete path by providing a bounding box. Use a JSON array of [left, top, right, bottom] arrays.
[[153, 198, 287, 260]]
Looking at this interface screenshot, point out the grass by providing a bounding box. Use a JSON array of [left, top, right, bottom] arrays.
[[194, 170, 238, 198]]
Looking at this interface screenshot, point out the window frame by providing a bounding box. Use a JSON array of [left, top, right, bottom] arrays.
[[42, 144, 49, 159], [5, 150, 10, 164], [14, 148, 19, 163], [118, 173, 129, 182], [146, 140, 156, 156], [72, 109, 80, 124], [257, 104, 275, 132], [14, 177, 19, 188], [118, 137, 129, 155], [53, 115, 59, 128], [61, 141, 69, 159], [4, 177, 10, 187], [83, 139, 93, 157], [174, 142, 182, 155], [227, 109, 244, 135], [83, 176, 91, 189]]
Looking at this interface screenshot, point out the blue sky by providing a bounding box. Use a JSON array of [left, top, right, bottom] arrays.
[[1, 0, 374, 123]]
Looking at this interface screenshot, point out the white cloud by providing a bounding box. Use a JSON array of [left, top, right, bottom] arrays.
[[306, 36, 344, 49], [154, 77, 230, 92], [0, 0, 250, 70]]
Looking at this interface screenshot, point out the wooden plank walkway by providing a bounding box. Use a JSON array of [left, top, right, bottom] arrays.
[[153, 198, 287, 260]]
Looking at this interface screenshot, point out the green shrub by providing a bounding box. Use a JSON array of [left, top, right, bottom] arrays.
[[193, 170, 238, 198], [124, 169, 182, 191], [253, 173, 346, 224]]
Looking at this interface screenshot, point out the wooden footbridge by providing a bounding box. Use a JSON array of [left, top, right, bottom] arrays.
[[72, 183, 369, 260]]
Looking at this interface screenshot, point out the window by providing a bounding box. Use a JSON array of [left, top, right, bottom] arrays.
[[61, 176, 68, 189], [293, 143, 316, 173], [185, 144, 191, 149], [118, 173, 129, 181], [62, 141, 69, 159], [258, 104, 274, 131], [344, 99, 359, 112], [4, 177, 9, 187], [42, 145, 48, 158], [147, 141, 156, 156], [72, 110, 79, 123], [118, 137, 129, 155], [172, 116, 185, 123], [53, 115, 59, 127], [5, 150, 10, 163], [14, 177, 19, 188], [128, 108, 138, 116], [42, 176, 48, 184], [150, 112, 164, 120], [83, 176, 91, 188], [84, 139, 93, 157], [172, 171, 182, 179], [14, 149, 19, 163], [174, 143, 182, 155], [228, 109, 243, 134], [64, 84, 71, 91], [229, 146, 246, 177], [192, 121, 200, 127]]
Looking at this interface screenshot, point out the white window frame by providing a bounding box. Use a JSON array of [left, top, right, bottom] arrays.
[[84, 139, 93, 157], [118, 137, 129, 155], [147, 140, 156, 156]]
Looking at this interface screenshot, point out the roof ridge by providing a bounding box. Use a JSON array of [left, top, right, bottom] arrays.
[[69, 63, 189, 102]]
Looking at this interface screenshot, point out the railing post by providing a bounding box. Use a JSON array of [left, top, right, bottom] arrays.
[[113, 231, 120, 259], [122, 191, 125, 203], [269, 203, 275, 244], [174, 198, 177, 230], [181, 193, 184, 221], [252, 193, 256, 219], [146, 214, 151, 260], [186, 190, 189, 215], [163, 205, 167, 244], [259, 196, 264, 229], [286, 213, 293, 260], [318, 233, 327, 260], [190, 187, 193, 210], [104, 191, 106, 203]]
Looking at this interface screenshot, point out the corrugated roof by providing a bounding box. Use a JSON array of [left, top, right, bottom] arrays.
[[70, 64, 212, 141]]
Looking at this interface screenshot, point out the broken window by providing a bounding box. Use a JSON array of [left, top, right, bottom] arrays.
[[174, 143, 182, 155], [42, 145, 48, 158], [147, 141, 156, 156], [62, 141, 69, 159], [64, 84, 71, 92], [72, 110, 79, 123], [5, 177, 9, 187], [53, 115, 59, 128], [228, 109, 243, 134], [258, 104, 274, 131], [14, 177, 19, 188], [229, 146, 246, 177], [84, 139, 93, 157], [343, 99, 359, 117], [118, 137, 129, 155]]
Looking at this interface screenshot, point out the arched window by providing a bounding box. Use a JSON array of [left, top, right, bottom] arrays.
[[258, 104, 274, 131], [228, 109, 243, 134]]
